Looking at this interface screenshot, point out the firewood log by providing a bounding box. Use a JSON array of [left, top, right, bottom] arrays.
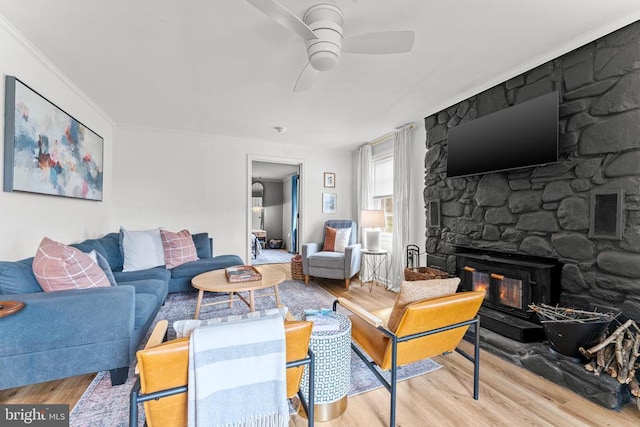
[[603, 347, 616, 372], [597, 346, 613, 367], [579, 346, 591, 359], [615, 331, 626, 368], [630, 333, 640, 368], [626, 369, 636, 385], [630, 376, 640, 397], [586, 319, 634, 355], [619, 338, 634, 383]]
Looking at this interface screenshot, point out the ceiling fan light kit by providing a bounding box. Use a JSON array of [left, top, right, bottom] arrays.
[[304, 5, 344, 72], [247, 0, 415, 91]]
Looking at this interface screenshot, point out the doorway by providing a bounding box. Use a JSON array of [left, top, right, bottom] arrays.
[[247, 157, 303, 265]]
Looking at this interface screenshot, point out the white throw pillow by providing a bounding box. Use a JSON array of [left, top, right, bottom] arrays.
[[120, 227, 165, 272], [334, 228, 352, 253]]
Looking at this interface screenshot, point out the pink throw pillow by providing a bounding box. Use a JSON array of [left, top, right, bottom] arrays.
[[160, 229, 199, 269], [33, 237, 110, 292]]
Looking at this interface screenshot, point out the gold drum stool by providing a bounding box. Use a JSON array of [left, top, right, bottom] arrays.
[[300, 313, 351, 421]]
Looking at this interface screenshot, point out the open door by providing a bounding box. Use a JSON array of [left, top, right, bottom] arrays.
[[248, 158, 303, 264]]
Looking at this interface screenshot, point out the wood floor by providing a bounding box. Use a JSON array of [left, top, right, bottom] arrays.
[[2, 263, 639, 426]]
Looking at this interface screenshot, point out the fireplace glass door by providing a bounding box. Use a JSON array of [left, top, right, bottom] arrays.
[[463, 263, 530, 315], [495, 274, 524, 310], [471, 271, 490, 300]]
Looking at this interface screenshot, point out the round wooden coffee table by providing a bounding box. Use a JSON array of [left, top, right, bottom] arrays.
[[191, 267, 285, 319]]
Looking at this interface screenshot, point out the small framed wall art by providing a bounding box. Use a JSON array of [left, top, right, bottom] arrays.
[[324, 172, 335, 188], [3, 76, 104, 201], [322, 192, 337, 213]]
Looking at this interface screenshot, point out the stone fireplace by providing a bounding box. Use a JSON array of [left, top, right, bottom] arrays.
[[422, 20, 640, 409]]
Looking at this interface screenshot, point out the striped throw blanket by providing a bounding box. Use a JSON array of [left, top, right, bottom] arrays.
[[187, 313, 288, 427]]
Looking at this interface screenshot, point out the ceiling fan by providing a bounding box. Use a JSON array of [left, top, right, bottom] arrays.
[[247, 0, 415, 92]]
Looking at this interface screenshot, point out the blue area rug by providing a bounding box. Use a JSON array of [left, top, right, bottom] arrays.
[[70, 280, 440, 426], [253, 248, 295, 265]]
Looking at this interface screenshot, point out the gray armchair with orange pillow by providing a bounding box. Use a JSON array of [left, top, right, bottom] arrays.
[[302, 220, 361, 290], [335, 279, 485, 427]]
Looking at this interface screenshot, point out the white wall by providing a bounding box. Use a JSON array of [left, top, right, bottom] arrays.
[[112, 126, 354, 263], [0, 17, 115, 260]]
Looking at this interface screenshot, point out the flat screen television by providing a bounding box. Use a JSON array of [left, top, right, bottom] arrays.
[[446, 91, 558, 178]]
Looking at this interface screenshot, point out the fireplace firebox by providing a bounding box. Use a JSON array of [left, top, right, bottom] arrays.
[[457, 249, 562, 342]]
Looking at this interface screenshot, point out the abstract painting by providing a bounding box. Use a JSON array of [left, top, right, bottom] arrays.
[[3, 76, 104, 201]]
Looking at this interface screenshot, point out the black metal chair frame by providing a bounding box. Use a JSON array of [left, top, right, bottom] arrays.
[[129, 349, 316, 427], [334, 299, 480, 427]]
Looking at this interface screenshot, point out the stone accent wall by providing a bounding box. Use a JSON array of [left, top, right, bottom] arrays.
[[424, 21, 640, 313]]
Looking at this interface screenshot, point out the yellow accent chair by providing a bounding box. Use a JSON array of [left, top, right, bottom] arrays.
[[335, 290, 485, 426], [129, 318, 315, 427]]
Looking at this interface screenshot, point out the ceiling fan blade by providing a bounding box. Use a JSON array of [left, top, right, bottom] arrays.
[[342, 30, 415, 54], [247, 0, 317, 39], [294, 63, 320, 92]]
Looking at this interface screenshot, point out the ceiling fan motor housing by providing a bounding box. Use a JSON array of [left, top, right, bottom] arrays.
[[303, 4, 344, 72]]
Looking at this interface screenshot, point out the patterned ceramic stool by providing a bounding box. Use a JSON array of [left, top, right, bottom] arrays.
[[301, 312, 351, 421]]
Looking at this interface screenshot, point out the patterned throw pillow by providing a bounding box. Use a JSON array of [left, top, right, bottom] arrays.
[[387, 278, 461, 332], [120, 227, 165, 272], [322, 226, 351, 252], [160, 229, 199, 269], [33, 237, 111, 292]]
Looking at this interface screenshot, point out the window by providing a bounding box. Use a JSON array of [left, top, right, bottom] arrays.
[[372, 154, 393, 233]]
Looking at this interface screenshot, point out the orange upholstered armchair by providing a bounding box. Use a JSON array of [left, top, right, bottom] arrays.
[[335, 290, 485, 427], [129, 318, 315, 427]]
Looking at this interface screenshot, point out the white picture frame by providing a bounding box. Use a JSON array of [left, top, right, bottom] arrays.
[[322, 192, 337, 213]]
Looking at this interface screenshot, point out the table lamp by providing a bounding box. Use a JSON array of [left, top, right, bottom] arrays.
[[360, 210, 386, 251]]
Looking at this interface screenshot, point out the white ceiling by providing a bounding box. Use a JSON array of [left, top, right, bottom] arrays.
[[1, 1, 639, 151]]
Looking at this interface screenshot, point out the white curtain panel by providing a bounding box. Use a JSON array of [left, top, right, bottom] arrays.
[[356, 144, 373, 281], [356, 144, 374, 236], [391, 126, 411, 291]]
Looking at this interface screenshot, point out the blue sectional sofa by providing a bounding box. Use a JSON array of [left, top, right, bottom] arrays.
[[0, 231, 243, 390]]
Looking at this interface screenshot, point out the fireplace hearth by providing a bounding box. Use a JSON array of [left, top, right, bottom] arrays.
[[457, 249, 562, 342]]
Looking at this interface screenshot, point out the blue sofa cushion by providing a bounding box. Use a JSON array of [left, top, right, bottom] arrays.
[[113, 267, 171, 284], [70, 233, 124, 271], [124, 279, 168, 305], [171, 255, 243, 279], [133, 292, 159, 329], [71, 240, 108, 261], [192, 233, 211, 259], [98, 233, 125, 270], [0, 258, 42, 295]]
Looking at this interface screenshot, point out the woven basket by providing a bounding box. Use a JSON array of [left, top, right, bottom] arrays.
[[404, 266, 449, 281], [291, 255, 304, 281]]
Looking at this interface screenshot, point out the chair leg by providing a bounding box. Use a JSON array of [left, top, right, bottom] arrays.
[[304, 275, 309, 285], [129, 379, 140, 427], [473, 320, 480, 400], [345, 278, 350, 290], [389, 337, 398, 427]]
